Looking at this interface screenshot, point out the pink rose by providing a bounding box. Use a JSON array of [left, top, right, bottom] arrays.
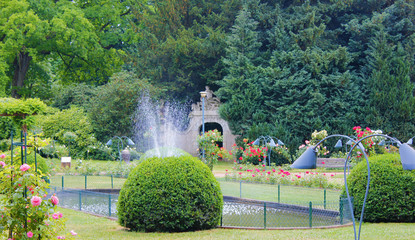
[[0, 161, 5, 168], [27, 232, 33, 238], [52, 213, 59, 219], [0, 154, 5, 159], [70, 230, 77, 236], [50, 195, 59, 205], [31, 196, 42, 207], [20, 164, 30, 172]]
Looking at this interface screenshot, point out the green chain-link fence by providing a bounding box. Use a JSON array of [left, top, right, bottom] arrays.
[[48, 175, 352, 228]]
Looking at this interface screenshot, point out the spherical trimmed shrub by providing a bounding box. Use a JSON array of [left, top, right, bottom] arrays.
[[139, 146, 191, 160], [117, 155, 223, 232], [345, 153, 415, 222]]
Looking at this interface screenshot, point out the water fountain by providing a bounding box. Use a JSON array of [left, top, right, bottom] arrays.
[[132, 92, 192, 158]]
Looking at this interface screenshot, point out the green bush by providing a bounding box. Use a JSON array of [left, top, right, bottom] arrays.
[[117, 155, 223, 232], [345, 153, 415, 222], [36, 106, 96, 158], [39, 143, 68, 159], [26, 151, 49, 174], [139, 147, 191, 161], [3, 150, 49, 174], [0, 139, 11, 152], [85, 144, 112, 160]]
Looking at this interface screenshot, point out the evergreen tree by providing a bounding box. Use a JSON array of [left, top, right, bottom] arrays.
[[125, 0, 243, 100], [261, 1, 364, 146], [366, 31, 415, 140], [217, 4, 266, 135]]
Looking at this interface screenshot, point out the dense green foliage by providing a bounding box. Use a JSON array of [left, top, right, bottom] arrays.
[[125, 0, 241, 99], [366, 31, 415, 138], [217, 0, 398, 148], [87, 71, 160, 142], [0, 0, 414, 158], [35, 106, 96, 158], [0, 0, 136, 98], [345, 153, 415, 222], [0, 98, 47, 131], [117, 155, 223, 232]]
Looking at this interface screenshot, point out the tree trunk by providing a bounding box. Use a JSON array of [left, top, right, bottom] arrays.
[[12, 51, 32, 99]]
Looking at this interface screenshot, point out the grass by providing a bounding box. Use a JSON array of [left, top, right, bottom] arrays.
[[219, 181, 340, 205], [50, 175, 126, 189], [213, 160, 234, 174], [61, 207, 415, 240], [49, 175, 340, 205]]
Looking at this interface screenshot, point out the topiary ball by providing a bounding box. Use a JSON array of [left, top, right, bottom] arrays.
[[345, 153, 415, 222], [117, 155, 223, 232], [139, 146, 191, 161]]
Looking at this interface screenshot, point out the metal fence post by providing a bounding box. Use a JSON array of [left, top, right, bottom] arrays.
[[309, 201, 312, 228], [111, 174, 114, 189], [340, 198, 344, 225], [62, 176, 64, 189], [79, 191, 82, 211], [85, 175, 87, 189], [264, 202, 267, 229], [109, 194, 112, 217], [220, 213, 223, 227], [278, 184, 280, 203], [324, 189, 327, 209], [239, 181, 242, 198]]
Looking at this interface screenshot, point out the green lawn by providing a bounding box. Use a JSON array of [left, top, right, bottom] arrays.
[[219, 181, 340, 206], [49, 175, 340, 206], [50, 175, 126, 189], [61, 207, 415, 240]]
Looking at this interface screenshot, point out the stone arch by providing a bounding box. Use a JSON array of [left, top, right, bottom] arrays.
[[199, 122, 223, 147], [174, 87, 237, 157]]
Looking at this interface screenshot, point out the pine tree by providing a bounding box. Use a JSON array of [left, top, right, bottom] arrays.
[[366, 31, 415, 140], [217, 4, 265, 135]]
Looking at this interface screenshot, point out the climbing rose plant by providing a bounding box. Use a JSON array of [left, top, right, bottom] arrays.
[[0, 153, 76, 239], [197, 129, 229, 170]]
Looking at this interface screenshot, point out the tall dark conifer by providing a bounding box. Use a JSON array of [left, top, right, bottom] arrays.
[[217, 4, 265, 135], [366, 31, 415, 139]]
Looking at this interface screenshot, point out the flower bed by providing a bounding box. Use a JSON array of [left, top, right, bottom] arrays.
[[224, 164, 342, 189]]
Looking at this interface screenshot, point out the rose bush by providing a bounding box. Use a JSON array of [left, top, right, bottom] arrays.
[[0, 152, 76, 239], [232, 138, 291, 166], [197, 129, 229, 170]]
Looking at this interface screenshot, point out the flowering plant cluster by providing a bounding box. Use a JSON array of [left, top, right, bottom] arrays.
[[0, 153, 77, 239], [232, 139, 267, 165], [224, 163, 341, 189], [26, 132, 51, 151], [295, 130, 330, 158], [352, 126, 380, 158], [197, 129, 229, 170], [232, 138, 291, 166]]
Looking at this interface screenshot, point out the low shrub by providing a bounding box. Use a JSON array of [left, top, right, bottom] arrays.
[[232, 138, 291, 166], [345, 153, 415, 222], [85, 144, 112, 160], [0, 153, 74, 239], [117, 155, 223, 232], [39, 143, 69, 159], [3, 149, 49, 174], [0, 139, 11, 152]]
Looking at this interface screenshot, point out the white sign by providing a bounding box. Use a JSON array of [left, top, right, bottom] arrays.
[[61, 157, 71, 163]]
